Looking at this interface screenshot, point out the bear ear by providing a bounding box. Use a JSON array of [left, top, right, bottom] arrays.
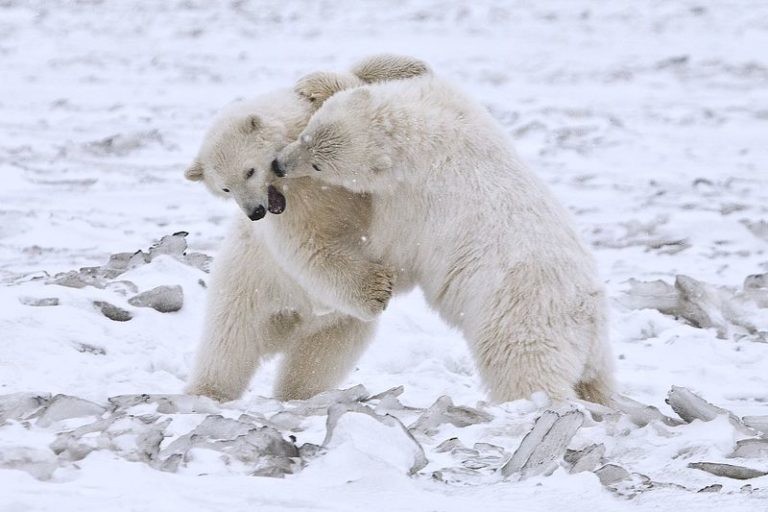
[[351, 54, 431, 84], [184, 160, 205, 181], [241, 115, 262, 133], [295, 71, 364, 109]]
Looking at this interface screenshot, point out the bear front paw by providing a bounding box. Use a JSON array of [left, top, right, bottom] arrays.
[[360, 265, 395, 318]]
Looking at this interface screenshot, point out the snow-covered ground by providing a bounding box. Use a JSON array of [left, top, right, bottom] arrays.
[[1, 1, 767, 510]]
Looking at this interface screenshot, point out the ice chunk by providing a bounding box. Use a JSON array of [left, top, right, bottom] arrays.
[[501, 409, 584, 478], [742, 415, 768, 435], [688, 462, 768, 480], [666, 386, 747, 434], [566, 443, 606, 474], [128, 285, 183, 313], [324, 403, 427, 475], [35, 395, 106, 427], [612, 394, 683, 427], [594, 463, 631, 486], [409, 396, 492, 435], [0, 393, 50, 424], [18, 296, 59, 307], [731, 438, 768, 459]]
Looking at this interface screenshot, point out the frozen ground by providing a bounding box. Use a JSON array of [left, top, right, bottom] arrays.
[[1, 1, 767, 510]]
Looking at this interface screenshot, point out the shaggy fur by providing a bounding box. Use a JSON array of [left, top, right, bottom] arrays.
[[276, 75, 615, 404], [184, 55, 430, 401]]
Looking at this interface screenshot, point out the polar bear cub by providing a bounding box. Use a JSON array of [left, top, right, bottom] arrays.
[[183, 56, 429, 401], [275, 75, 615, 404]]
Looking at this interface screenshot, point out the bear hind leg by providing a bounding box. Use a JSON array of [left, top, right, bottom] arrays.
[[274, 315, 376, 400]]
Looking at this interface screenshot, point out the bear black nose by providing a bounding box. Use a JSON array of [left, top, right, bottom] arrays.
[[248, 205, 267, 221], [271, 158, 286, 177]]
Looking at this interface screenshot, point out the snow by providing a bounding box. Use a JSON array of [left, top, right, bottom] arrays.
[[1, 0, 767, 510]]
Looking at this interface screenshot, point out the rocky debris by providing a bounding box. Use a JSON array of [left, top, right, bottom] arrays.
[[688, 462, 768, 480], [619, 274, 768, 340], [409, 396, 492, 436], [18, 296, 59, 307], [93, 300, 133, 322], [501, 409, 584, 478], [128, 285, 183, 313]]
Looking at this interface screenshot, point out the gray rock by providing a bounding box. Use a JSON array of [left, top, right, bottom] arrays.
[[128, 285, 183, 313], [94, 301, 133, 322]]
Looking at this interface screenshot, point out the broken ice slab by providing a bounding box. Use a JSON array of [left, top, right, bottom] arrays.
[[0, 393, 51, 424], [666, 386, 750, 434], [324, 403, 427, 475], [287, 385, 370, 415], [35, 395, 106, 427], [731, 438, 768, 459], [688, 462, 768, 480], [501, 409, 584, 478], [93, 300, 133, 322], [612, 394, 683, 427], [594, 463, 631, 486], [565, 443, 606, 474], [108, 394, 221, 415], [742, 416, 768, 435], [128, 285, 184, 313], [191, 415, 255, 439], [367, 386, 405, 401], [409, 396, 493, 435]]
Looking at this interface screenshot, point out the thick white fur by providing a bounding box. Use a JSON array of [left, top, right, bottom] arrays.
[[276, 76, 616, 404], [185, 55, 430, 401]]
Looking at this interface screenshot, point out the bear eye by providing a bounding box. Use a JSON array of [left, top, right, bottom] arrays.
[[246, 168, 255, 179], [222, 188, 230, 193], [312, 164, 322, 172]]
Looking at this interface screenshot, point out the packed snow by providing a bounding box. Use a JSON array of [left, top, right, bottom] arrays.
[[1, 1, 767, 511]]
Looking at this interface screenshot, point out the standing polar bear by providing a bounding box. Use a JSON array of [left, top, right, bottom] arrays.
[[275, 75, 615, 403], [183, 56, 429, 401]]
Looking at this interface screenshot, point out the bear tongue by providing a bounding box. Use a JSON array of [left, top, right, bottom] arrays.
[[267, 185, 286, 214]]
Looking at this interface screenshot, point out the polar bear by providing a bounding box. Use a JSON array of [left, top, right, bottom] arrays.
[[274, 75, 615, 404], [183, 55, 429, 401]]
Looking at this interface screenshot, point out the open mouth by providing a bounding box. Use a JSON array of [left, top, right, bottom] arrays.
[[267, 185, 286, 214]]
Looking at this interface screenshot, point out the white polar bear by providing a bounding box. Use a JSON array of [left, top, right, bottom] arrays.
[[275, 75, 616, 404], [183, 56, 429, 401]]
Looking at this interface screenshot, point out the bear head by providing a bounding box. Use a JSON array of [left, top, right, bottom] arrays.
[[185, 108, 288, 221]]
